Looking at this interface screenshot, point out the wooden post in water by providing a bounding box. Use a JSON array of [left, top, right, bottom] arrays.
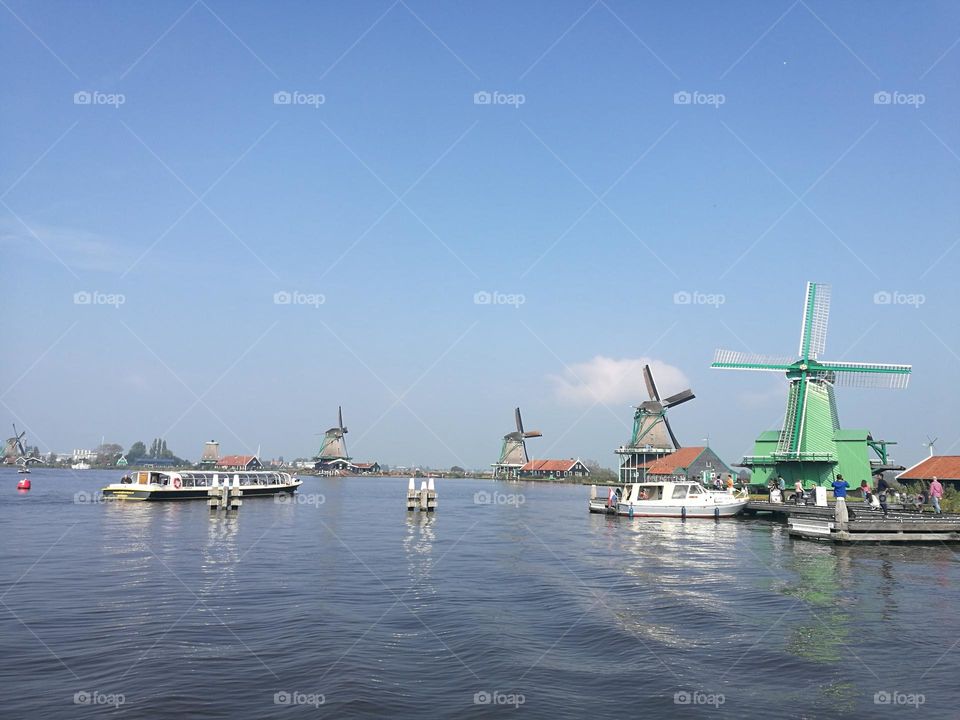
[[406, 478, 417, 511], [426, 477, 437, 512]]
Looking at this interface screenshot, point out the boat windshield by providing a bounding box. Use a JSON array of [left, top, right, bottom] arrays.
[[671, 484, 690, 499]]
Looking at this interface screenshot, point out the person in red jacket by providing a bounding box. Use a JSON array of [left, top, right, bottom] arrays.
[[929, 476, 944, 514]]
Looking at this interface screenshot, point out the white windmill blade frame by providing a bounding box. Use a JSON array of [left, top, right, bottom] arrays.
[[816, 362, 911, 389], [798, 282, 831, 360], [712, 349, 795, 369]]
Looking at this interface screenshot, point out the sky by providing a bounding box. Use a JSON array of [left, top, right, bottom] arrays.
[[2, 0, 958, 471]]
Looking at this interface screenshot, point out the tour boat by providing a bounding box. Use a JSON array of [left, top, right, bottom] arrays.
[[101, 470, 302, 501], [589, 479, 748, 518], [17, 466, 30, 474]]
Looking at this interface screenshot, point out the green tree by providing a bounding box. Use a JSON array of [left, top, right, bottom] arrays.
[[126, 441, 146, 463]]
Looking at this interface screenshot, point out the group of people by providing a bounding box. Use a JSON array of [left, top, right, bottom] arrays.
[[769, 473, 946, 519], [833, 474, 944, 521]]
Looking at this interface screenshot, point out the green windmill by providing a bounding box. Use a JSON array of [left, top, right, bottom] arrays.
[[711, 282, 911, 489]]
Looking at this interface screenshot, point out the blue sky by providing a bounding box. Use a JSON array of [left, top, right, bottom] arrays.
[[2, 1, 958, 470]]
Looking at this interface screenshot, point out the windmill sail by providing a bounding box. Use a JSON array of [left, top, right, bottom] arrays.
[[798, 281, 831, 360]]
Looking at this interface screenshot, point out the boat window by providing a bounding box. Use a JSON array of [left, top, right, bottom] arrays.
[[689, 485, 704, 495], [671, 485, 689, 499]]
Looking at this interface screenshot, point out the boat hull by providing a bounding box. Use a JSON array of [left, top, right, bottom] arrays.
[[102, 482, 301, 501], [616, 501, 747, 518]]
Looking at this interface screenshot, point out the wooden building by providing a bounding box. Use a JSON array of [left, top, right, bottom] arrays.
[[520, 459, 590, 479]]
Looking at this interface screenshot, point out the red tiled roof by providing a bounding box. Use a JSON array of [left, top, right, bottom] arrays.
[[644, 447, 706, 475], [899, 456, 960, 480], [521, 459, 579, 472], [216, 455, 257, 467]]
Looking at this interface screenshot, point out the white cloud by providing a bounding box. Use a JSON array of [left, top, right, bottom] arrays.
[[0, 219, 133, 272], [550, 356, 690, 405]]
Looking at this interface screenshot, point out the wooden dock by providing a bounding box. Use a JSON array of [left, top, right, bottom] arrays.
[[743, 501, 960, 543]]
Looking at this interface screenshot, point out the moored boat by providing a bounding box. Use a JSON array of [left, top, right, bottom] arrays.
[[102, 470, 301, 501], [590, 479, 748, 518], [71, 462, 91, 470]]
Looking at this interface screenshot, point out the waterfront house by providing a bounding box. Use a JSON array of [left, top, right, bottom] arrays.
[[898, 456, 960, 487], [640, 446, 734, 484], [352, 462, 381, 475], [216, 455, 262, 471]]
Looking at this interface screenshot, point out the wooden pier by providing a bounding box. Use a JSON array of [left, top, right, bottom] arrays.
[[744, 501, 960, 543]]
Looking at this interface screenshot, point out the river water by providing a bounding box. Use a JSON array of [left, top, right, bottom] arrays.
[[1, 469, 956, 718]]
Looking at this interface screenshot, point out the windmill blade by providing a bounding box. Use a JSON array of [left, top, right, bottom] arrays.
[[338, 406, 346, 433], [643, 365, 660, 402], [515, 407, 524, 433], [663, 415, 682, 450], [814, 361, 911, 389], [798, 282, 831, 361], [523, 430, 542, 438], [662, 389, 695, 408], [712, 350, 794, 371]]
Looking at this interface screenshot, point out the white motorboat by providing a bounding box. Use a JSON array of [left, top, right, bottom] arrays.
[[71, 462, 91, 470], [590, 479, 748, 518]]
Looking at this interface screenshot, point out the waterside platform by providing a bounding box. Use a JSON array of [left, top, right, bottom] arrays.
[[744, 501, 960, 543]]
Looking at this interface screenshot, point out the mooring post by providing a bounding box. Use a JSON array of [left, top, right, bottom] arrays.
[[426, 477, 437, 512], [406, 478, 416, 511], [590, 484, 597, 500]]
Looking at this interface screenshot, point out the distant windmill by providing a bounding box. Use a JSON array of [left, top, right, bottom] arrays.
[[5, 424, 40, 466], [924, 436, 938, 457], [492, 407, 542, 479], [711, 281, 912, 488], [615, 365, 695, 481], [313, 406, 352, 474]]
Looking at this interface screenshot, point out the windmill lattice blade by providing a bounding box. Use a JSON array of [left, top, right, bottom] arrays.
[[338, 406, 343, 430], [815, 362, 911, 389], [712, 350, 794, 370], [643, 365, 660, 401], [798, 282, 831, 360], [515, 407, 523, 433], [662, 389, 695, 407], [663, 415, 681, 450]]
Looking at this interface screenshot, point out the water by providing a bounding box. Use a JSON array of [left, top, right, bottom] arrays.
[[1, 469, 957, 718]]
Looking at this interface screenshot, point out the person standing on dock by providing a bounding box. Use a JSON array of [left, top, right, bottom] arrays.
[[832, 474, 850, 524], [929, 476, 943, 514]]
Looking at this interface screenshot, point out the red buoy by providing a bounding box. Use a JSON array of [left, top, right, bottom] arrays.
[[16, 479, 31, 490]]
